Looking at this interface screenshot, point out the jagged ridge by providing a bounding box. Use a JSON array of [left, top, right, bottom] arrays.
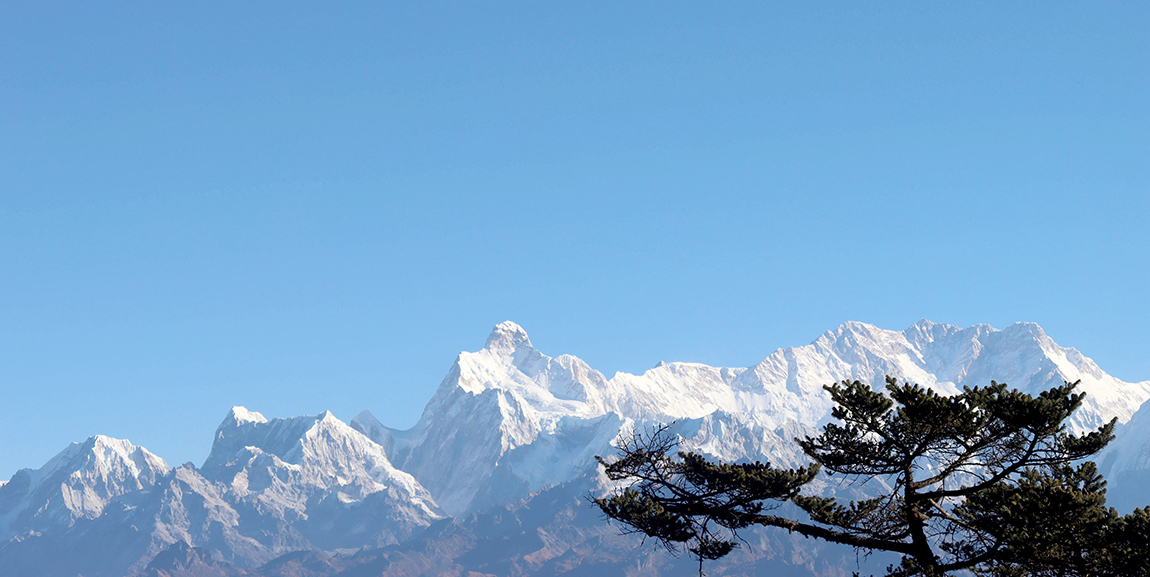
[[2, 319, 1147, 576]]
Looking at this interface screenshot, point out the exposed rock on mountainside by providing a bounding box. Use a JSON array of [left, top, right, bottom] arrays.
[[0, 435, 171, 539], [203, 407, 443, 549], [355, 320, 1150, 515], [2, 320, 1147, 576], [0, 411, 441, 577], [138, 540, 247, 577]]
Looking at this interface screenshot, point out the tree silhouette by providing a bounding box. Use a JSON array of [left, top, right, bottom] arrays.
[[595, 378, 1146, 576]]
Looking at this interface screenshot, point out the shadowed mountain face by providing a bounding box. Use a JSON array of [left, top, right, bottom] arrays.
[[2, 320, 1147, 577], [1098, 398, 1150, 514], [138, 540, 248, 577]]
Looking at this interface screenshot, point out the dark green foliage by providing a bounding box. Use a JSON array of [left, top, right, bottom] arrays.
[[595, 378, 1146, 576], [793, 378, 1117, 575], [593, 424, 818, 565], [1104, 507, 1150, 576], [961, 463, 1149, 577]]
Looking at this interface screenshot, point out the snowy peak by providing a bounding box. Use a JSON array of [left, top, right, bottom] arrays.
[[205, 407, 388, 475], [0, 319, 1147, 576], [226, 406, 268, 426], [183, 409, 447, 560], [0, 434, 171, 538], [75, 434, 171, 482], [426, 322, 606, 415], [201, 406, 442, 521], [286, 410, 385, 472], [392, 319, 1150, 516], [204, 408, 324, 472], [25, 434, 170, 494], [392, 323, 617, 514], [604, 362, 746, 421], [791, 320, 1147, 431], [484, 321, 533, 355]]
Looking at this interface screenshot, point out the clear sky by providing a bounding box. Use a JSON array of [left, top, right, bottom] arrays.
[[1, 2, 1147, 478]]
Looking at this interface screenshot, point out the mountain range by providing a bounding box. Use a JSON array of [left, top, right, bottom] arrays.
[[2, 320, 1147, 576]]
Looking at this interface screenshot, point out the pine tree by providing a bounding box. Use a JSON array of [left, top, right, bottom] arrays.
[[595, 378, 1146, 576]]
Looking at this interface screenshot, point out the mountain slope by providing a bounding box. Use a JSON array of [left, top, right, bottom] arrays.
[[2, 319, 1146, 576], [201, 407, 443, 549], [0, 435, 171, 539], [1098, 397, 1150, 513], [352, 322, 611, 515], [359, 320, 1150, 515], [0, 409, 446, 577]]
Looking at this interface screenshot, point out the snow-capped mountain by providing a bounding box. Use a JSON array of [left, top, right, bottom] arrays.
[[0, 410, 443, 577], [354, 320, 1150, 515], [2, 319, 1147, 576], [201, 407, 443, 549], [594, 319, 1145, 433], [1098, 398, 1150, 513], [351, 322, 613, 514], [0, 435, 171, 539]]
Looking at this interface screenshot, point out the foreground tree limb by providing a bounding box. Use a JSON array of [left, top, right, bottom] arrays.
[[594, 378, 1145, 576]]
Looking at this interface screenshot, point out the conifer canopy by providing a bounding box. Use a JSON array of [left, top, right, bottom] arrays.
[[594, 378, 1148, 576]]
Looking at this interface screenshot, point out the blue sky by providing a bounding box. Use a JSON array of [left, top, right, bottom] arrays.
[[1, 2, 1146, 477]]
